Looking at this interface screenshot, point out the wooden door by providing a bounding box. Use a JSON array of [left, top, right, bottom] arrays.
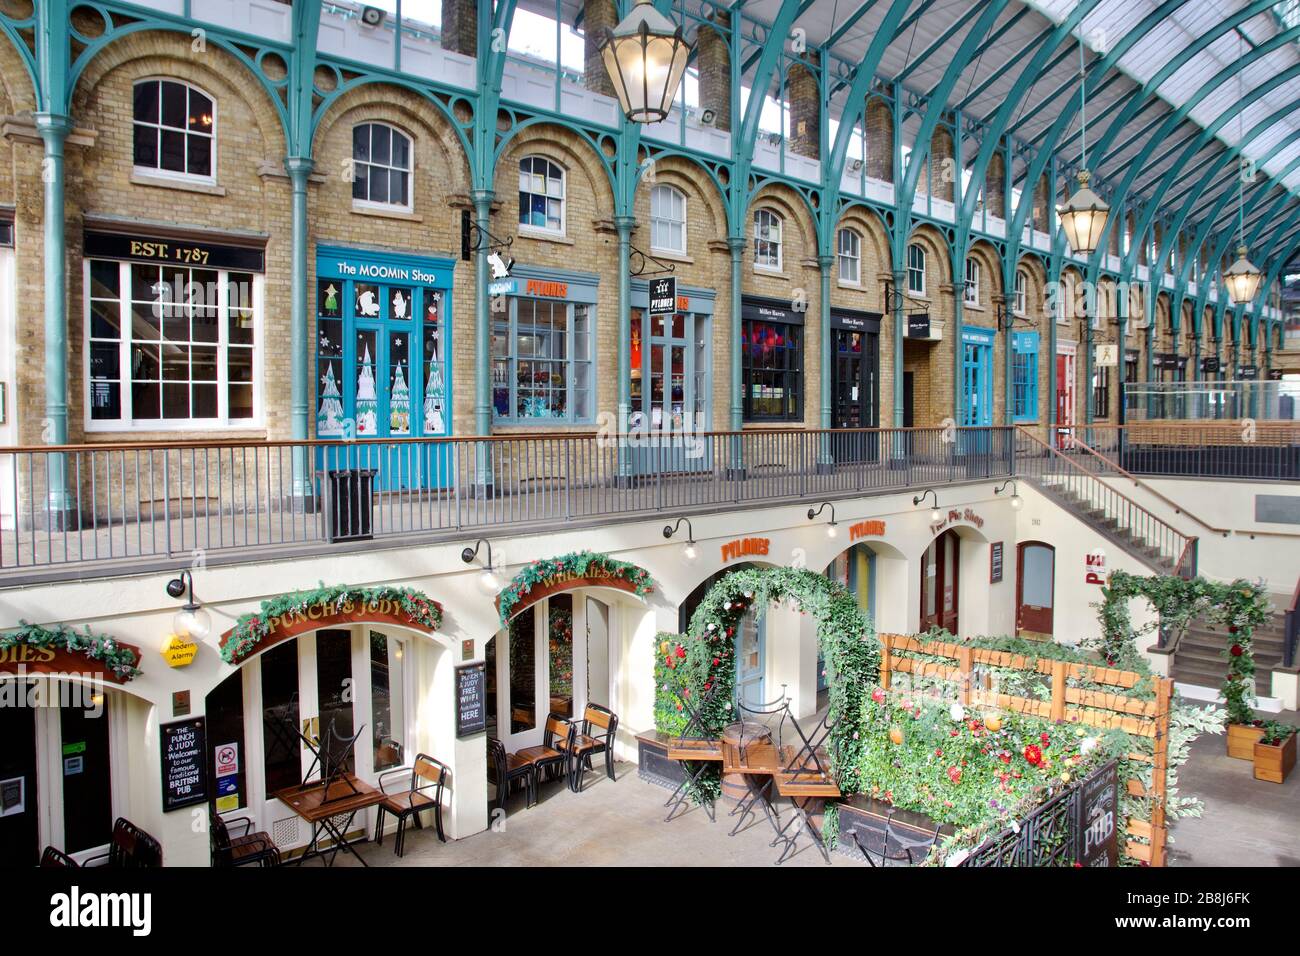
[[1016, 542, 1055, 636], [920, 529, 960, 634]]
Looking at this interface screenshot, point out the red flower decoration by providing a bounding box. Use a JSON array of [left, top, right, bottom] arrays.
[[871, 687, 886, 704], [674, 645, 686, 659], [1023, 744, 1043, 766], [947, 766, 962, 784], [1230, 644, 1244, 657]]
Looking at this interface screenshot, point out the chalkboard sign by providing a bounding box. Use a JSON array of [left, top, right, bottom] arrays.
[[456, 663, 487, 738], [989, 541, 1004, 584], [160, 717, 208, 812], [1076, 761, 1118, 867]]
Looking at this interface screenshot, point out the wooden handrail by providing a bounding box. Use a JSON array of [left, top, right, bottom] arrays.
[[1065, 436, 1230, 536], [1015, 426, 1192, 543]]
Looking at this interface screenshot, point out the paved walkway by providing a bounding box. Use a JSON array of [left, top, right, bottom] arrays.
[[345, 763, 862, 868], [1169, 710, 1300, 867]]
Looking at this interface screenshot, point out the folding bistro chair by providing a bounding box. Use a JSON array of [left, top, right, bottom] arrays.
[[850, 810, 943, 867], [725, 693, 792, 841], [663, 683, 723, 823], [771, 710, 839, 865]]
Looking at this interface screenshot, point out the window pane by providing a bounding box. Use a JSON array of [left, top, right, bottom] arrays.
[[163, 382, 189, 418], [187, 89, 213, 132], [391, 169, 408, 206], [160, 81, 187, 129], [133, 124, 158, 168], [133, 80, 159, 123], [132, 379, 160, 419], [261, 640, 301, 793], [160, 129, 186, 172], [371, 632, 405, 771], [509, 606, 537, 733], [392, 131, 410, 169], [353, 165, 368, 202], [187, 135, 211, 177], [316, 630, 356, 772]]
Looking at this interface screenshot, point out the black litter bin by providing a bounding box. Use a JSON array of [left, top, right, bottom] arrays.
[[324, 469, 376, 542]]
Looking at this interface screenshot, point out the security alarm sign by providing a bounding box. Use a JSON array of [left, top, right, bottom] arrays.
[[649, 277, 677, 316]]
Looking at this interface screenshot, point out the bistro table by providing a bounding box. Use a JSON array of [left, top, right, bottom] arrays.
[[274, 774, 385, 867], [720, 725, 793, 843]]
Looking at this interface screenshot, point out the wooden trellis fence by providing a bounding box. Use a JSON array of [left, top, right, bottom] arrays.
[[878, 633, 1174, 867]]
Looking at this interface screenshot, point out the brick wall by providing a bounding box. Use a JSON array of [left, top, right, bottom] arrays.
[[865, 96, 893, 182], [583, 0, 618, 98], [441, 0, 477, 57], [787, 53, 819, 161], [696, 14, 731, 132]]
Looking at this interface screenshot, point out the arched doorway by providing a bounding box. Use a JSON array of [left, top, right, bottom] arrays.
[[205, 624, 429, 847], [825, 543, 876, 696], [1016, 541, 1056, 638], [488, 591, 617, 751], [680, 563, 766, 709], [920, 529, 960, 633]]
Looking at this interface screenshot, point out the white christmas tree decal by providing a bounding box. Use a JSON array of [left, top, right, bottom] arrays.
[[317, 364, 344, 436], [356, 343, 378, 436], [424, 345, 445, 434], [390, 362, 411, 434]]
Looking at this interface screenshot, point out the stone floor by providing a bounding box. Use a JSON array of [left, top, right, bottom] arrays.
[[328, 711, 1298, 868], [342, 763, 863, 868], [1168, 710, 1300, 868]]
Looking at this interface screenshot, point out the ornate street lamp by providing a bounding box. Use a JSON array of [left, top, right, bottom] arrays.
[[599, 0, 692, 124], [1057, 37, 1108, 255], [1224, 246, 1262, 305]]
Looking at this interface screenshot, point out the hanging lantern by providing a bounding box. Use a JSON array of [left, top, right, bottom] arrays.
[[1223, 245, 1262, 305], [599, 0, 692, 124], [1057, 170, 1109, 256]]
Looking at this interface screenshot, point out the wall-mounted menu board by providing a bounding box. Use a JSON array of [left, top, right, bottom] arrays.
[[160, 717, 209, 812], [456, 663, 487, 738], [989, 541, 1004, 584]]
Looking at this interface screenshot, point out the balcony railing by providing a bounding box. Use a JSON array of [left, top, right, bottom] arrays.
[[0, 427, 1013, 576]]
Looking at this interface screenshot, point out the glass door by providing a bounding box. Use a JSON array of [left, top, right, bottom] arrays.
[[0, 687, 39, 867], [1017, 542, 1055, 636], [495, 596, 589, 750], [629, 309, 708, 475], [735, 607, 767, 709], [59, 697, 114, 855], [831, 328, 879, 462]]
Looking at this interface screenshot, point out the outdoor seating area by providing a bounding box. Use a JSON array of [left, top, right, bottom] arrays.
[[38, 817, 164, 869], [488, 705, 622, 810]]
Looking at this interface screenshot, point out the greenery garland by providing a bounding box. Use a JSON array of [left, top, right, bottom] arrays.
[[497, 550, 654, 623], [654, 566, 877, 806], [1, 621, 141, 681], [1096, 572, 1270, 725], [221, 582, 444, 664]]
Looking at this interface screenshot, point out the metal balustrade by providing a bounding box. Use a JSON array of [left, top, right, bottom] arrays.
[[0, 427, 1012, 575]]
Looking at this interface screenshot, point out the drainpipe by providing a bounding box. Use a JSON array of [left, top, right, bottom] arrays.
[[473, 188, 494, 492], [36, 112, 72, 527], [892, 267, 905, 461], [728, 235, 745, 476], [818, 254, 833, 471], [616, 214, 635, 481], [286, 155, 313, 501]]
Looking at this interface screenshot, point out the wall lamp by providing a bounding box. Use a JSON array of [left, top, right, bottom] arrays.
[[913, 488, 943, 524], [994, 479, 1024, 511], [165, 570, 211, 640], [461, 539, 502, 594], [807, 502, 839, 538], [663, 517, 699, 563]]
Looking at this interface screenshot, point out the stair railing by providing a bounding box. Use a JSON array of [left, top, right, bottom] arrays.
[[1062, 434, 1230, 537], [1285, 576, 1300, 669], [1015, 427, 1198, 578]]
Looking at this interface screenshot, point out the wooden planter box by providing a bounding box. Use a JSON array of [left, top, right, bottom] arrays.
[[1253, 733, 1297, 784], [1227, 722, 1266, 760]]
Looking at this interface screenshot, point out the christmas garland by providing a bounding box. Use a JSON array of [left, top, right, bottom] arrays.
[[1, 621, 141, 681], [497, 551, 654, 623], [654, 566, 877, 804], [1096, 572, 1270, 725], [221, 582, 444, 664]]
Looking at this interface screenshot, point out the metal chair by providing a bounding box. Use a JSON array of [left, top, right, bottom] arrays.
[[39, 846, 79, 868], [209, 807, 282, 867], [850, 810, 943, 867], [565, 703, 619, 791], [488, 736, 536, 810], [375, 753, 448, 857], [83, 818, 163, 868], [663, 682, 723, 823]]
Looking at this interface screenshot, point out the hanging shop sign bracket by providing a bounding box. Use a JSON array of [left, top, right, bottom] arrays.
[[628, 245, 676, 278], [460, 210, 515, 266]]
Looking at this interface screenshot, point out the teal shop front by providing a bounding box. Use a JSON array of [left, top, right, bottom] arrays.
[[314, 246, 454, 490]]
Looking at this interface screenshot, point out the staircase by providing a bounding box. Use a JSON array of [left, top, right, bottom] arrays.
[[1015, 429, 1195, 576], [1170, 612, 1288, 696]]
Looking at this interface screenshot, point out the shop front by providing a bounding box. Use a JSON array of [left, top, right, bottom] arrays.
[[489, 265, 598, 427], [1054, 339, 1077, 446], [830, 307, 881, 462], [628, 282, 713, 474], [1153, 352, 1187, 419], [0, 635, 143, 867], [741, 296, 804, 424], [315, 246, 455, 490]]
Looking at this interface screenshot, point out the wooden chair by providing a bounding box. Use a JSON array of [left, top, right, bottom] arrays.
[[39, 846, 79, 868], [517, 714, 573, 795], [375, 753, 448, 857], [209, 808, 282, 867], [488, 736, 536, 810], [563, 703, 619, 792], [83, 818, 163, 868]]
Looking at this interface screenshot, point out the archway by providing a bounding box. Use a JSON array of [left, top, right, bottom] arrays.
[[656, 566, 877, 804], [920, 528, 960, 633]]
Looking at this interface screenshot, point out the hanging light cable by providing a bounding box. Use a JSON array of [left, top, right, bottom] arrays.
[[1224, 35, 1262, 305], [1058, 31, 1109, 255]]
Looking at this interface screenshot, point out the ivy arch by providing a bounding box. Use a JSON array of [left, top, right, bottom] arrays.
[[1097, 571, 1270, 724], [656, 566, 878, 798]]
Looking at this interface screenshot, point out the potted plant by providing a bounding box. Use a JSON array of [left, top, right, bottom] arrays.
[[1222, 631, 1261, 760], [1252, 721, 1297, 784]]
